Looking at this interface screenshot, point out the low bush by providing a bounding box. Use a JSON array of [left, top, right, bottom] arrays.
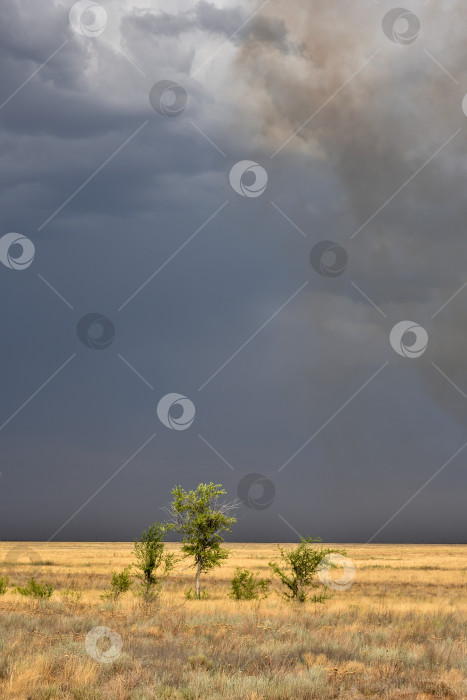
[[188, 654, 212, 671], [185, 588, 209, 600], [16, 578, 53, 599], [269, 537, 346, 603], [228, 568, 270, 601], [101, 566, 132, 602]]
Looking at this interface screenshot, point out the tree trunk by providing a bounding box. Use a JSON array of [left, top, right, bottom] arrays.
[[195, 561, 202, 599]]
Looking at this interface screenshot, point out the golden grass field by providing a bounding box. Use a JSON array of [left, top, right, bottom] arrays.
[[0, 542, 466, 699]]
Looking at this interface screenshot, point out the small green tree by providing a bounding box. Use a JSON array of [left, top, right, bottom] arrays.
[[101, 566, 132, 602], [133, 522, 175, 604], [16, 578, 53, 599], [228, 568, 270, 601], [169, 483, 238, 599], [0, 576, 9, 595], [269, 537, 345, 603]]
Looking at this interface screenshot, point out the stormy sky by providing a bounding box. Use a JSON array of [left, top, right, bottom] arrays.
[[1, 0, 466, 543]]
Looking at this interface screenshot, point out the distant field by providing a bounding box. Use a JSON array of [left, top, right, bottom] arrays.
[[0, 542, 466, 699]]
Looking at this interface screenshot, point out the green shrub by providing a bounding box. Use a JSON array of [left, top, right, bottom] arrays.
[[228, 568, 270, 601], [0, 576, 9, 595], [16, 578, 53, 599], [133, 523, 175, 605], [269, 537, 345, 603], [188, 654, 212, 671], [101, 566, 132, 602], [184, 588, 209, 600]]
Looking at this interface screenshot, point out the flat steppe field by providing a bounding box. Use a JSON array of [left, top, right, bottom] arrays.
[[0, 542, 466, 699]]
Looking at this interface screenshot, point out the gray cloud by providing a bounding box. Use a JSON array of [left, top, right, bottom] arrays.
[[236, 0, 467, 419], [126, 1, 291, 50]]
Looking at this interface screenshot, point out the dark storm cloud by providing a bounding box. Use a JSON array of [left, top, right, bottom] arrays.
[[0, 0, 466, 545], [237, 0, 467, 418], [126, 1, 291, 51]]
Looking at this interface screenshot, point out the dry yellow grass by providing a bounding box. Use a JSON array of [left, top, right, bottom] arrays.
[[0, 542, 466, 699]]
